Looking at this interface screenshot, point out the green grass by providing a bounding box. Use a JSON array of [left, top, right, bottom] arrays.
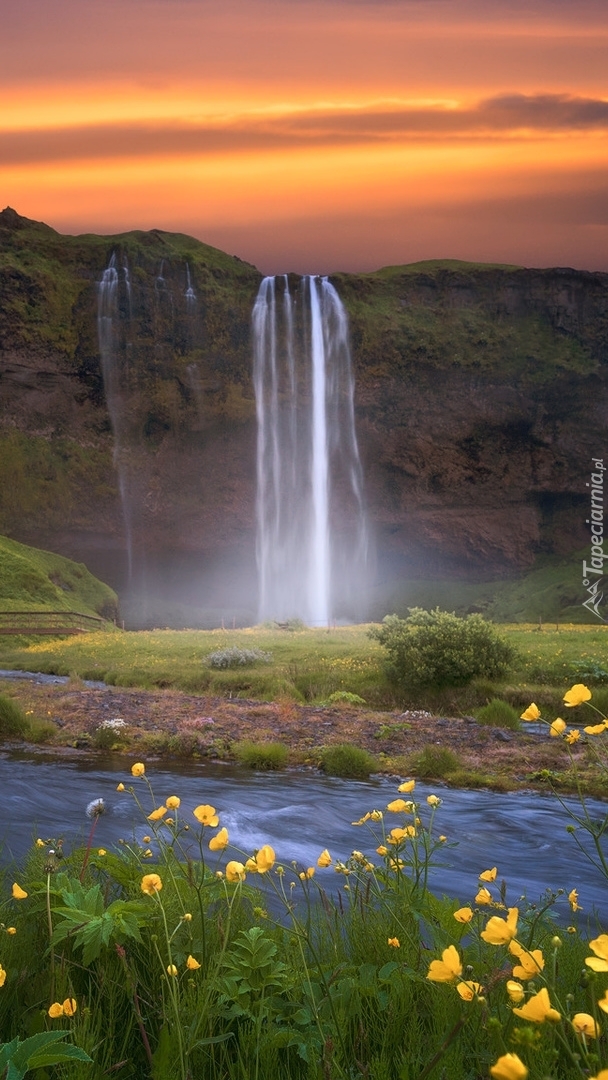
[[0, 533, 118, 620], [233, 740, 289, 769], [1, 622, 608, 712], [475, 698, 521, 731], [320, 743, 377, 778]]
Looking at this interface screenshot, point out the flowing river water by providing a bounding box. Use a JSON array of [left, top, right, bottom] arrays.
[[1, 751, 606, 924]]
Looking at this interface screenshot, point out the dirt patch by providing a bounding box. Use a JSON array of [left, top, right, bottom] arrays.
[[1, 676, 594, 795]]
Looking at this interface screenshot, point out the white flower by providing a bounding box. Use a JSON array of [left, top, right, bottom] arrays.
[[86, 798, 106, 818]]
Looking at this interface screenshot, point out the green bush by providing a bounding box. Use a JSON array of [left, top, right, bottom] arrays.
[[320, 743, 377, 779], [233, 740, 288, 770], [369, 608, 517, 689], [475, 698, 521, 731], [0, 692, 30, 737], [327, 690, 367, 705], [411, 744, 461, 779]]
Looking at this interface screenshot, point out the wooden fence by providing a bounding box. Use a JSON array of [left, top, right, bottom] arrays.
[[0, 611, 104, 635]]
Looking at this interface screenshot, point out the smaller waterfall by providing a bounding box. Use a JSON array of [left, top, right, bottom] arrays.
[[97, 253, 133, 581], [253, 275, 368, 625], [185, 264, 197, 310]]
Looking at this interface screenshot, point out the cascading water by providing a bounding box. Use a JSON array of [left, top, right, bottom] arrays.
[[97, 252, 134, 581], [253, 275, 368, 625], [185, 263, 196, 310]]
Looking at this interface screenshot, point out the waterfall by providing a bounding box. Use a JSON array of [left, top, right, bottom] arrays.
[[185, 263, 197, 310], [253, 275, 368, 625], [97, 252, 133, 581]]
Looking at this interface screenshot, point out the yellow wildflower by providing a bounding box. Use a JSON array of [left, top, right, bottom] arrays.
[[568, 889, 582, 912], [387, 799, 408, 813], [376, 845, 388, 856], [512, 987, 560, 1023], [506, 980, 525, 1003], [299, 867, 315, 880], [351, 812, 371, 826], [457, 980, 483, 1001], [143, 849, 153, 858], [588, 1072, 608, 1080], [166, 796, 181, 810], [131, 763, 145, 777], [388, 827, 407, 843], [140, 873, 163, 895], [387, 937, 400, 948], [147, 806, 167, 821], [475, 886, 492, 905], [509, 940, 544, 980], [167, 964, 178, 977], [254, 845, 275, 873], [453, 906, 473, 924], [317, 849, 332, 867], [143, 836, 151, 843], [426, 794, 441, 807], [186, 955, 201, 970], [481, 907, 518, 946], [62, 998, 77, 1017], [479, 867, 497, 882], [6, 928, 16, 935], [565, 729, 581, 744], [490, 1052, 528, 1080], [97, 849, 106, 857], [427, 945, 462, 983], [48, 1002, 64, 1018], [36, 838, 45, 847], [116, 783, 125, 791], [585, 934, 608, 972], [563, 683, 592, 707], [11, 884, 27, 900], [225, 861, 246, 883], [520, 703, 540, 722], [572, 1013, 599, 1038], [398, 779, 416, 793], [0, 965, 6, 986], [550, 718, 566, 737], [370, 809, 383, 821], [584, 722, 608, 734], [193, 804, 219, 827], [597, 990, 608, 1014], [182, 913, 192, 922], [208, 827, 229, 852]]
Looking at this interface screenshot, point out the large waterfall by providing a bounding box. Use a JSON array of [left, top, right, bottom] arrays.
[[97, 253, 134, 581], [253, 275, 369, 625]]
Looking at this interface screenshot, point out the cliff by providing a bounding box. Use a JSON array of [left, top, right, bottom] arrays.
[[1, 209, 606, 625]]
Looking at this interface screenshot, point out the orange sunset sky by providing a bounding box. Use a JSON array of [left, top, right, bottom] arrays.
[[2, 0, 608, 273]]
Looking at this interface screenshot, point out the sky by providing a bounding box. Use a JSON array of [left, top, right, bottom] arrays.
[[2, 0, 608, 273]]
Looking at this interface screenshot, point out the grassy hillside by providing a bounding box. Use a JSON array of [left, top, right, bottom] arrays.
[[0, 534, 118, 620]]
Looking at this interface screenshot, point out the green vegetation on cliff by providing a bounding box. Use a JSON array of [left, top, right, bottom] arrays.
[[0, 534, 118, 620]]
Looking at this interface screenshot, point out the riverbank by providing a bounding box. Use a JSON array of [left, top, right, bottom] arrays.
[[1, 676, 601, 797]]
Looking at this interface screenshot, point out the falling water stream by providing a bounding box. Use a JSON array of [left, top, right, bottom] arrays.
[[1, 753, 606, 923], [253, 275, 369, 625]]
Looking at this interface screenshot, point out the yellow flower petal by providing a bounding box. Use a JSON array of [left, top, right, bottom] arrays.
[[317, 849, 332, 867], [568, 888, 582, 912], [427, 945, 462, 983], [11, 883, 27, 900], [490, 1052, 528, 1080], [475, 886, 492, 905], [398, 780, 416, 793], [0, 965, 6, 987], [254, 845, 275, 873], [506, 980, 525, 1003], [481, 907, 519, 946], [388, 937, 400, 948], [208, 827, 229, 851], [225, 860, 246, 883], [166, 796, 181, 809], [456, 980, 483, 1001], [62, 998, 77, 1017], [550, 718, 566, 737], [584, 722, 608, 734], [597, 990, 608, 1014], [479, 867, 497, 882], [131, 762, 145, 777], [116, 782, 125, 791], [426, 795, 441, 807], [453, 906, 473, 924], [48, 1002, 64, 1018], [140, 873, 163, 895], [167, 964, 178, 977], [520, 703, 540, 722], [512, 987, 560, 1023], [6, 927, 16, 935], [387, 799, 408, 812], [565, 729, 581, 744], [193, 804, 219, 827], [186, 955, 201, 970], [147, 806, 167, 821], [572, 1013, 599, 1038], [564, 684, 592, 707]]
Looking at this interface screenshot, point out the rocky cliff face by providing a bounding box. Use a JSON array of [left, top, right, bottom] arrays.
[[1, 210, 606, 625]]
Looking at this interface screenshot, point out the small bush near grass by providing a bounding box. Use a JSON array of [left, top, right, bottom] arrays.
[[320, 743, 377, 778], [233, 740, 288, 770], [204, 647, 273, 669], [0, 692, 30, 737], [410, 744, 461, 779], [370, 608, 517, 689], [475, 698, 521, 731], [327, 690, 367, 705]]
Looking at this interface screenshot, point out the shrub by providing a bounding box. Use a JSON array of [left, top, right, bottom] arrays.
[[369, 608, 517, 689], [475, 698, 521, 731], [410, 744, 460, 779], [205, 647, 273, 669], [233, 740, 288, 770], [0, 692, 30, 737], [320, 743, 377, 779], [327, 690, 367, 706]]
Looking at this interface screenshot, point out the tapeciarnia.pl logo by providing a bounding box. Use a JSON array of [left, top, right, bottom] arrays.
[[582, 458, 606, 621]]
